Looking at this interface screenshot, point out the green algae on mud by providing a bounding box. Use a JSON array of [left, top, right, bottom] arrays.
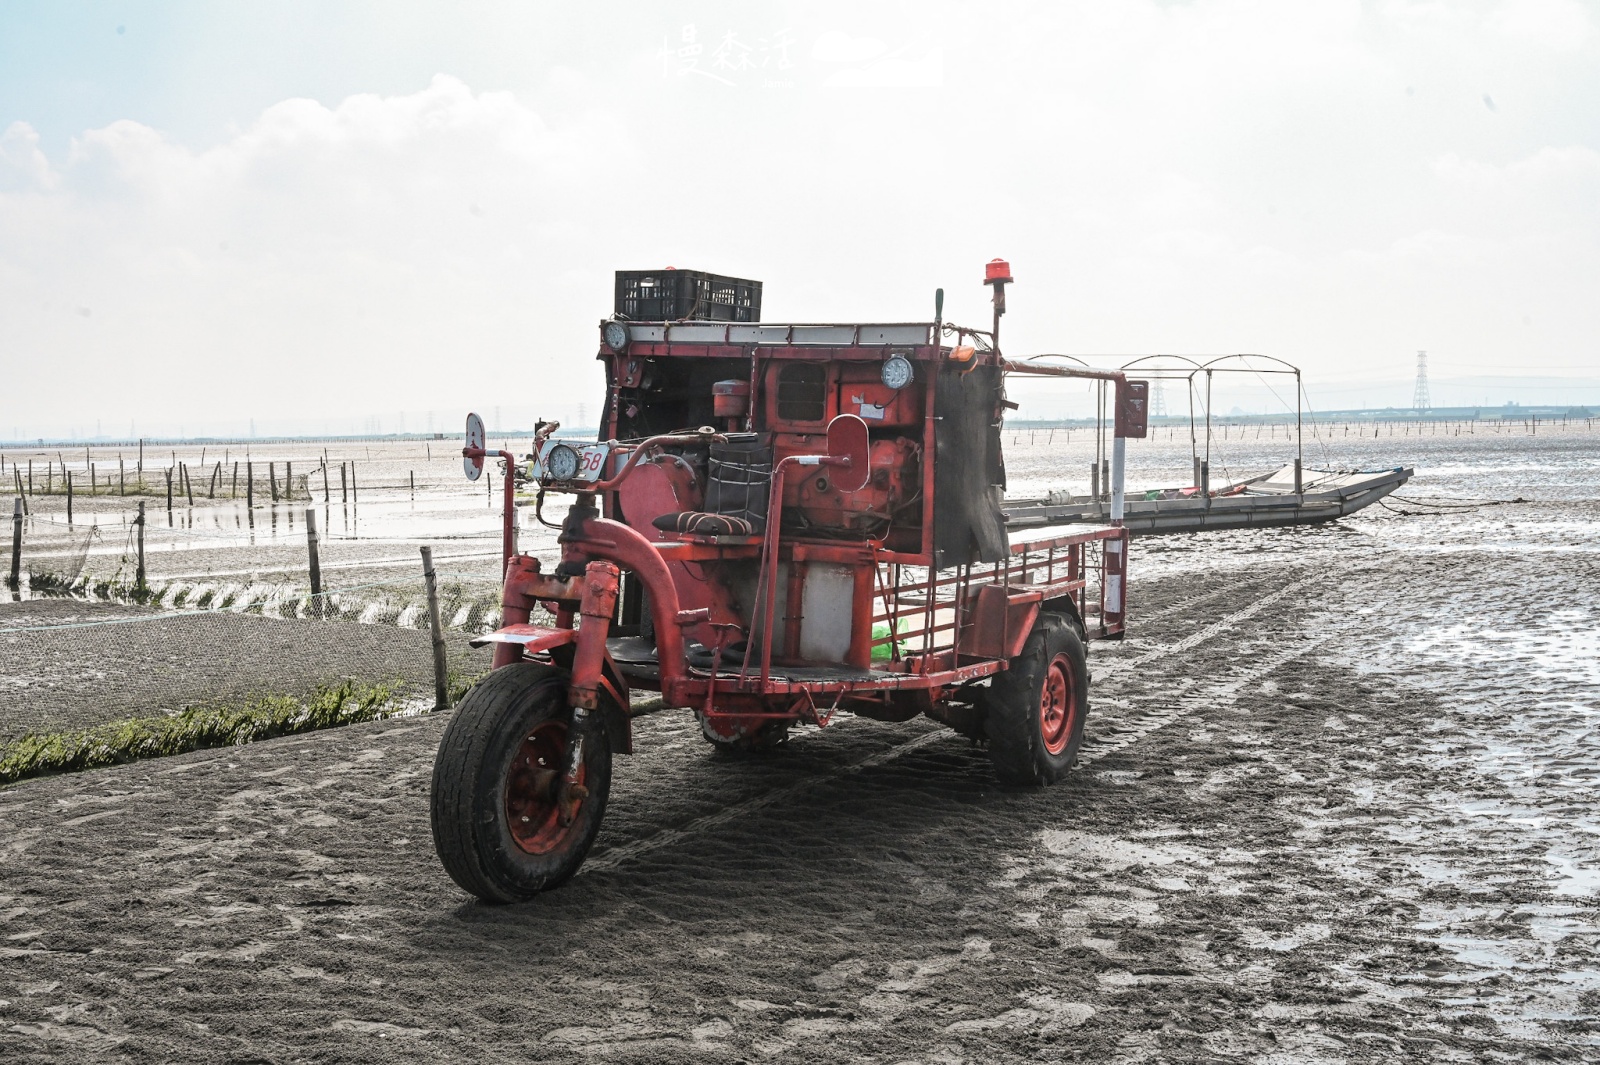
[[0, 678, 413, 786]]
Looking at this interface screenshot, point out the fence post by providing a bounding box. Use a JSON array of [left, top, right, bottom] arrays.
[[269, 461, 279, 503], [421, 546, 450, 711], [66, 470, 74, 525], [184, 462, 194, 506], [340, 462, 347, 503], [135, 501, 146, 592], [247, 461, 254, 508], [286, 461, 294, 501], [351, 463, 358, 504], [410, 470, 415, 500], [8, 497, 20, 589], [165, 468, 173, 522], [306, 507, 323, 614], [322, 461, 330, 503], [120, 457, 125, 495]]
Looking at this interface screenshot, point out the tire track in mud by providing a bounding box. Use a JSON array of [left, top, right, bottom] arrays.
[[1095, 568, 1326, 677], [586, 572, 1332, 875], [1076, 622, 1347, 768], [583, 730, 950, 873], [1111, 564, 1307, 655]]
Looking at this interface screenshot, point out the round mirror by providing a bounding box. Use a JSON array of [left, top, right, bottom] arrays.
[[463, 412, 485, 481], [825, 414, 871, 494]]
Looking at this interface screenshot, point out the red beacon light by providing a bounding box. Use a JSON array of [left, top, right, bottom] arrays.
[[983, 258, 1013, 343]]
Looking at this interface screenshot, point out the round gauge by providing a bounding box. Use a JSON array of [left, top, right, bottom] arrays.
[[602, 320, 630, 353], [881, 354, 914, 390], [545, 444, 581, 480]]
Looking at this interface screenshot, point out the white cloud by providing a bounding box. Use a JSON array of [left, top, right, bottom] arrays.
[[1487, 0, 1591, 50], [2, 3, 1599, 438], [0, 76, 615, 436]]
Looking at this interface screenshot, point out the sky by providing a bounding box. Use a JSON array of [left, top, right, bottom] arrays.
[[1, 0, 1598, 439]]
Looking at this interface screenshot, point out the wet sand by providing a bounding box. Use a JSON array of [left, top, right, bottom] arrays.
[[0, 429, 1596, 1061]]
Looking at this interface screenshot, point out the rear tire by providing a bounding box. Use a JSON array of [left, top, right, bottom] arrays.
[[986, 613, 1089, 785], [430, 662, 612, 903]]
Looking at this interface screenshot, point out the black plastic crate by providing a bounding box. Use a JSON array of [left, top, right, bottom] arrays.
[[614, 269, 762, 322]]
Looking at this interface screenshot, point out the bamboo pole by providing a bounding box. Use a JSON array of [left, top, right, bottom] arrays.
[[421, 546, 450, 711]]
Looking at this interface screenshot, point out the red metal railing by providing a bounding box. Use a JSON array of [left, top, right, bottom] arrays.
[[871, 528, 1124, 665]]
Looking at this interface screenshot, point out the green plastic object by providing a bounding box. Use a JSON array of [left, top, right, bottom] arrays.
[[870, 617, 909, 661]]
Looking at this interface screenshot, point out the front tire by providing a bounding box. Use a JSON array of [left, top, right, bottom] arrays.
[[430, 662, 612, 902], [986, 613, 1089, 785]]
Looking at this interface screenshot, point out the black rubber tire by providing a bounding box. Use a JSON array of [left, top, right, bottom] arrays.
[[986, 612, 1089, 786], [430, 662, 612, 903]]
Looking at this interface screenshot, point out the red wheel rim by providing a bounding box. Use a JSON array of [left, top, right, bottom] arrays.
[[1039, 653, 1076, 756], [504, 721, 584, 855]]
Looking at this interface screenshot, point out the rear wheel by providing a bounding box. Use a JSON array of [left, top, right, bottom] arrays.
[[431, 662, 612, 902], [986, 613, 1088, 785]]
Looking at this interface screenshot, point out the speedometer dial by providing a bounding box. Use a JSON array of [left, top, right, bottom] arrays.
[[545, 444, 580, 480]]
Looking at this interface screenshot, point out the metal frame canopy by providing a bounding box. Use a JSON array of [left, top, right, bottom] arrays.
[[1009, 352, 1308, 496]]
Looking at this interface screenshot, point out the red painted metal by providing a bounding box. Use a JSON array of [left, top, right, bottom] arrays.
[[567, 561, 620, 711], [461, 444, 519, 576], [473, 624, 578, 653], [1039, 652, 1076, 756], [505, 720, 583, 855], [471, 262, 1135, 748]]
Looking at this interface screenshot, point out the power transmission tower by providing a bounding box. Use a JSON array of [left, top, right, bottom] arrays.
[[1412, 350, 1430, 412], [576, 403, 588, 429], [1151, 380, 1167, 418]]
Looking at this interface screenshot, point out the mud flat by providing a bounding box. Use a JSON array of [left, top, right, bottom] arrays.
[[0, 599, 489, 741], [1, 433, 1597, 1062]]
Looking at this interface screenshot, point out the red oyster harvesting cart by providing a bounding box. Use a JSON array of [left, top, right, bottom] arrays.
[[432, 261, 1149, 902]]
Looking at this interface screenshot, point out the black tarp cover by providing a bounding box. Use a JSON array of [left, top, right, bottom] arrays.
[[933, 363, 1010, 569]]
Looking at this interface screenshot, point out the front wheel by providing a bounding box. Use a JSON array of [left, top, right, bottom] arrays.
[[986, 613, 1089, 785], [430, 662, 612, 902]]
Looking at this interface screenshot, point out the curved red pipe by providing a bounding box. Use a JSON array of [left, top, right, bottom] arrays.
[[565, 516, 689, 704]]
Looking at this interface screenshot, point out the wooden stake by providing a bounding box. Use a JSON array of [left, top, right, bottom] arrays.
[[306, 508, 323, 607], [421, 546, 450, 711], [8, 497, 21, 589], [135, 501, 146, 592]]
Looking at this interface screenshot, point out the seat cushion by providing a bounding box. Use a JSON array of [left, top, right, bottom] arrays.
[[651, 512, 757, 537]]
